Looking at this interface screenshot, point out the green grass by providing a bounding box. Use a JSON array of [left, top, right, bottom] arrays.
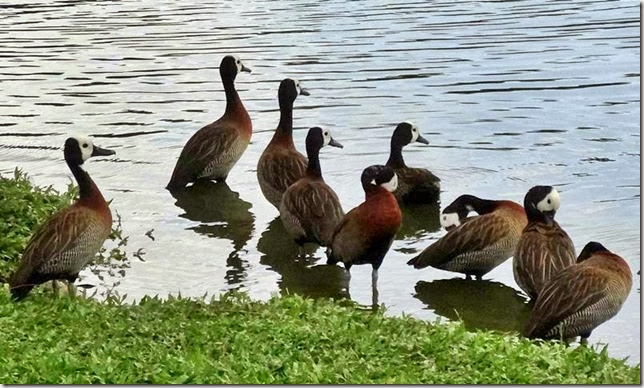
[[0, 169, 639, 384], [0, 290, 639, 384]]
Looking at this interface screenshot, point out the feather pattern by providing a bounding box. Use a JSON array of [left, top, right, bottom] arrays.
[[258, 147, 308, 208], [279, 179, 344, 246], [169, 120, 250, 187], [392, 166, 440, 204], [525, 251, 632, 340], [408, 204, 526, 278], [513, 220, 576, 299]]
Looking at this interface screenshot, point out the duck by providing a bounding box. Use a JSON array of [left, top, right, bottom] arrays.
[[407, 194, 527, 280], [166, 55, 252, 190], [9, 135, 116, 300], [439, 194, 479, 231], [279, 127, 344, 246], [385, 121, 440, 204], [257, 78, 310, 208], [525, 241, 632, 343], [327, 165, 402, 305], [513, 185, 576, 299]]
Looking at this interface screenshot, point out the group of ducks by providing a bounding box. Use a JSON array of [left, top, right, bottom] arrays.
[[7, 55, 632, 346]]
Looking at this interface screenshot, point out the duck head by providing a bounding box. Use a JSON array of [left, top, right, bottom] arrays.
[[524, 185, 561, 225], [64, 135, 115, 167], [577, 241, 609, 263], [361, 165, 398, 193], [279, 78, 309, 106], [392, 121, 429, 148], [306, 127, 343, 154], [440, 194, 478, 231], [219, 55, 251, 81]]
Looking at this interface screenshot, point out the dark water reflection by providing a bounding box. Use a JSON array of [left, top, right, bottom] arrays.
[[413, 279, 532, 333], [171, 180, 255, 285], [257, 218, 350, 300]]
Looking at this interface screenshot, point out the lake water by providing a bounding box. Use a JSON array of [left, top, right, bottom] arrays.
[[0, 0, 639, 364]]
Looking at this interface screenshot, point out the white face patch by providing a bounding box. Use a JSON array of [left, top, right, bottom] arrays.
[[441, 212, 461, 230], [380, 173, 398, 192], [233, 55, 244, 73], [322, 129, 332, 146], [404, 121, 420, 143], [536, 188, 561, 213], [293, 78, 302, 94], [72, 135, 94, 162]]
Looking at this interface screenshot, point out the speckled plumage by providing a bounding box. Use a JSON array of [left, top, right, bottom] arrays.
[[408, 200, 527, 279], [525, 243, 632, 341]]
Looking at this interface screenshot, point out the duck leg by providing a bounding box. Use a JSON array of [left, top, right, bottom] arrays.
[[371, 268, 379, 309], [51, 280, 60, 296], [580, 332, 592, 346]]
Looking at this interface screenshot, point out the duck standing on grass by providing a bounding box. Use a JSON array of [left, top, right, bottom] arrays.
[[513, 185, 576, 299], [279, 127, 344, 247], [327, 165, 402, 306], [9, 136, 116, 300], [167, 55, 252, 190], [257, 78, 310, 209], [385, 121, 440, 204], [407, 194, 527, 280], [525, 242, 632, 343]]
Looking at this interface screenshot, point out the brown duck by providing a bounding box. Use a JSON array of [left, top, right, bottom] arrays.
[[167, 55, 252, 189], [525, 241, 632, 343], [257, 78, 310, 208], [513, 185, 576, 299], [407, 194, 527, 280], [279, 127, 344, 246], [327, 165, 402, 305], [9, 135, 115, 299], [386, 121, 440, 204]]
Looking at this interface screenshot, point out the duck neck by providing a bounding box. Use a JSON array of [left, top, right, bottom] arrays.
[[365, 185, 389, 200], [525, 206, 553, 225], [466, 196, 499, 215], [68, 161, 106, 208], [386, 143, 406, 169], [223, 76, 242, 116], [305, 145, 323, 180], [271, 98, 295, 148]]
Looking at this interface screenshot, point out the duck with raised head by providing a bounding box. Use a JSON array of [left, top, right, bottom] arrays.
[[407, 194, 527, 280], [279, 127, 344, 247], [167, 55, 252, 190], [257, 78, 310, 208], [327, 165, 402, 304], [513, 185, 576, 300], [386, 121, 440, 204], [9, 136, 116, 300], [525, 242, 632, 343]]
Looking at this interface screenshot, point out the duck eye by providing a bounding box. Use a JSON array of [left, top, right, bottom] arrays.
[[82, 143, 89, 148], [236, 60, 240, 64], [324, 132, 329, 136], [547, 199, 551, 204]]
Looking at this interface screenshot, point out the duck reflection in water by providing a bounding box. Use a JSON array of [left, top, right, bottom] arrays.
[[170, 180, 255, 285], [413, 278, 531, 333], [258, 217, 350, 300], [397, 201, 441, 240]]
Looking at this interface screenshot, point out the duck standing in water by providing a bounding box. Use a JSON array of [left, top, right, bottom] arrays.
[[513, 185, 576, 299], [385, 121, 440, 204], [279, 127, 344, 246], [9, 136, 116, 300], [167, 55, 252, 190], [407, 194, 527, 280], [327, 165, 402, 305], [525, 242, 632, 343], [257, 78, 310, 208]]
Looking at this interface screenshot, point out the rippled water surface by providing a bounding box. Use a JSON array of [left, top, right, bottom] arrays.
[[0, 0, 639, 363]]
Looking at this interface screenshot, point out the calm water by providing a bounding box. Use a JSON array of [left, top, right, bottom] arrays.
[[0, 0, 639, 363]]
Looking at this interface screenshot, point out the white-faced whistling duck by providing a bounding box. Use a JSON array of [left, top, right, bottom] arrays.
[[166, 55, 252, 190], [407, 194, 527, 280], [385, 121, 440, 204], [513, 185, 576, 299], [9, 135, 116, 300], [525, 241, 632, 344], [257, 78, 310, 208], [327, 165, 402, 305], [279, 127, 344, 247]]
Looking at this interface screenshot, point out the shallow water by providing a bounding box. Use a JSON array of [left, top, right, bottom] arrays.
[[0, 0, 639, 363]]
